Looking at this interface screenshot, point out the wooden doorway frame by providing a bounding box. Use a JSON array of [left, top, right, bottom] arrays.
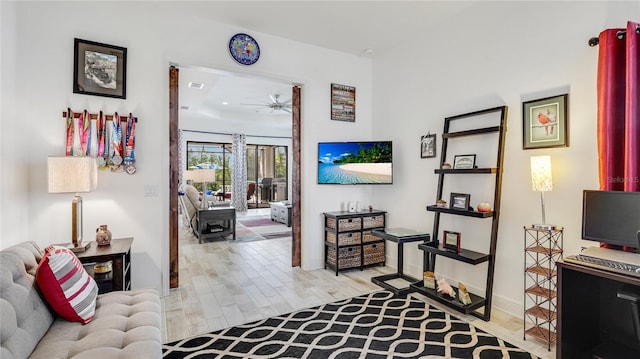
[[169, 66, 301, 288]]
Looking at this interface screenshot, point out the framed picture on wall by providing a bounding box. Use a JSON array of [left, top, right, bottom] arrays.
[[73, 38, 127, 99], [523, 94, 568, 149], [330, 83, 355, 122], [420, 134, 436, 158]]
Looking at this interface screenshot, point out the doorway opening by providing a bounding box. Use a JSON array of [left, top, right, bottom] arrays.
[[169, 65, 301, 288]]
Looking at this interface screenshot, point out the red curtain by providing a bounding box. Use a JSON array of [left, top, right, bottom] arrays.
[[597, 21, 640, 250]]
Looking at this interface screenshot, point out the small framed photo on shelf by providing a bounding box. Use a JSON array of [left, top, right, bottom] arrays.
[[453, 154, 476, 169], [450, 193, 470, 210], [73, 38, 127, 99], [522, 94, 568, 149], [420, 134, 436, 158], [443, 230, 461, 253]]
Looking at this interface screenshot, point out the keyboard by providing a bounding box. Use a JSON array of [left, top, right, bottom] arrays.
[[565, 250, 640, 278]]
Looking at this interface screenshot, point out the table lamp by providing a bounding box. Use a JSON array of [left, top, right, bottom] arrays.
[[47, 156, 98, 252], [186, 169, 216, 209], [530, 155, 555, 230]]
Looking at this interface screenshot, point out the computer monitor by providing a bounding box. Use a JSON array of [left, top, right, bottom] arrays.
[[582, 190, 640, 250]]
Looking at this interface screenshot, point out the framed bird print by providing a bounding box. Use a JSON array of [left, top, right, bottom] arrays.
[[523, 94, 568, 149]]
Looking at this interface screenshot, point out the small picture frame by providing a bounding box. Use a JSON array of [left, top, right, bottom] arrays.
[[330, 83, 355, 122], [450, 192, 470, 210], [443, 230, 461, 253], [453, 154, 476, 169], [522, 94, 568, 149], [73, 38, 127, 99], [420, 134, 437, 158]]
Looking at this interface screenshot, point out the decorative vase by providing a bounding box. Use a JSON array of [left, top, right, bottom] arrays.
[[96, 225, 112, 246], [477, 202, 492, 213]]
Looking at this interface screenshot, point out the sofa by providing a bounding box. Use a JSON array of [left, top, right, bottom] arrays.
[[0, 241, 162, 359]]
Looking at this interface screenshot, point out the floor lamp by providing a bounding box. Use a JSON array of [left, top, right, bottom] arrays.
[[530, 155, 556, 230], [47, 156, 98, 252]]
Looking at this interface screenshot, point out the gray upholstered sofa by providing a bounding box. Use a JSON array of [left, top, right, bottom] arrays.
[[0, 241, 162, 359]]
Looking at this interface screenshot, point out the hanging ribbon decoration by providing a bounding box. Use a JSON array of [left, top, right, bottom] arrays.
[[124, 113, 137, 174], [111, 112, 123, 169]]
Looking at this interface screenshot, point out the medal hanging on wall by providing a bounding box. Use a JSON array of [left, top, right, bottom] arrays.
[[71, 111, 83, 156], [88, 112, 98, 157], [80, 110, 90, 156], [96, 111, 108, 169], [110, 112, 124, 172], [65, 108, 74, 156], [106, 115, 114, 165], [123, 113, 137, 175]]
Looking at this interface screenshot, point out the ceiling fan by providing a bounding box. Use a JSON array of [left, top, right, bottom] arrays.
[[241, 94, 292, 113]]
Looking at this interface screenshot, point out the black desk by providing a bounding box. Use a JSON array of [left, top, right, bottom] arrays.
[[371, 228, 430, 296], [557, 260, 640, 358]]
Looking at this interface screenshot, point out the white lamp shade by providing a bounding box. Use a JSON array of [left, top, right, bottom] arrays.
[[47, 156, 98, 193], [183, 170, 195, 181], [186, 169, 215, 183], [530, 155, 553, 192]]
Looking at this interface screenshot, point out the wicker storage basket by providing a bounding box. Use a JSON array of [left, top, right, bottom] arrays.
[[326, 246, 361, 269], [362, 215, 385, 229], [326, 231, 361, 246], [363, 242, 385, 265], [362, 230, 381, 243], [326, 217, 361, 231]]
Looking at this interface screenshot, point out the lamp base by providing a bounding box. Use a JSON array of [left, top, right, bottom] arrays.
[[67, 242, 91, 253], [532, 223, 557, 230]]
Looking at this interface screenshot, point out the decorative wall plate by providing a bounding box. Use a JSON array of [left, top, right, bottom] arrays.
[[228, 33, 260, 65]]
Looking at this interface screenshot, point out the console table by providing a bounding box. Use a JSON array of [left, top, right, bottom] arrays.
[[197, 207, 236, 242], [75, 237, 132, 294], [557, 260, 640, 358], [371, 228, 430, 296]]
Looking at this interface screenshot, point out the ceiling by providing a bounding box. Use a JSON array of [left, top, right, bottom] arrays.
[[171, 1, 478, 126]]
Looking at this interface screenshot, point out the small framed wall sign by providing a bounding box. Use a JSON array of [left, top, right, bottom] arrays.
[[330, 83, 356, 122], [523, 94, 568, 149], [443, 230, 461, 253], [73, 38, 127, 99]]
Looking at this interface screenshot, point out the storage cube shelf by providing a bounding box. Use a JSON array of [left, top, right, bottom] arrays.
[[324, 210, 386, 275]]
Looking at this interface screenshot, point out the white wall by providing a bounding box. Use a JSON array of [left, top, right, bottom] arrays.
[[371, 1, 638, 315], [0, 1, 31, 249], [1, 1, 374, 294]]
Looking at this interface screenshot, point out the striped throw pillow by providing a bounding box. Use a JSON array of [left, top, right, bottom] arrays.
[[36, 246, 98, 324]]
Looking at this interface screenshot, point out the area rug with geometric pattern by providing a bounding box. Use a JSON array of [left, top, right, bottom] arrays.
[[162, 290, 538, 358]]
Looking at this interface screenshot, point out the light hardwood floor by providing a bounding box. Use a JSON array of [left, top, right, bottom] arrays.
[[161, 209, 555, 358]]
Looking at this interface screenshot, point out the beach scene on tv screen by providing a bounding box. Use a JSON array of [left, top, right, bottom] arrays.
[[318, 142, 392, 184]]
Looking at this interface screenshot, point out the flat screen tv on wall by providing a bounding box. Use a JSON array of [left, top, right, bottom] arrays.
[[317, 141, 393, 184]]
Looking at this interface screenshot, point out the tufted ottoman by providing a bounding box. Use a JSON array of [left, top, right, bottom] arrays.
[[0, 241, 162, 359]]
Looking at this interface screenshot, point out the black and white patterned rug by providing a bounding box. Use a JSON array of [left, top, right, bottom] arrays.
[[163, 291, 538, 358]]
